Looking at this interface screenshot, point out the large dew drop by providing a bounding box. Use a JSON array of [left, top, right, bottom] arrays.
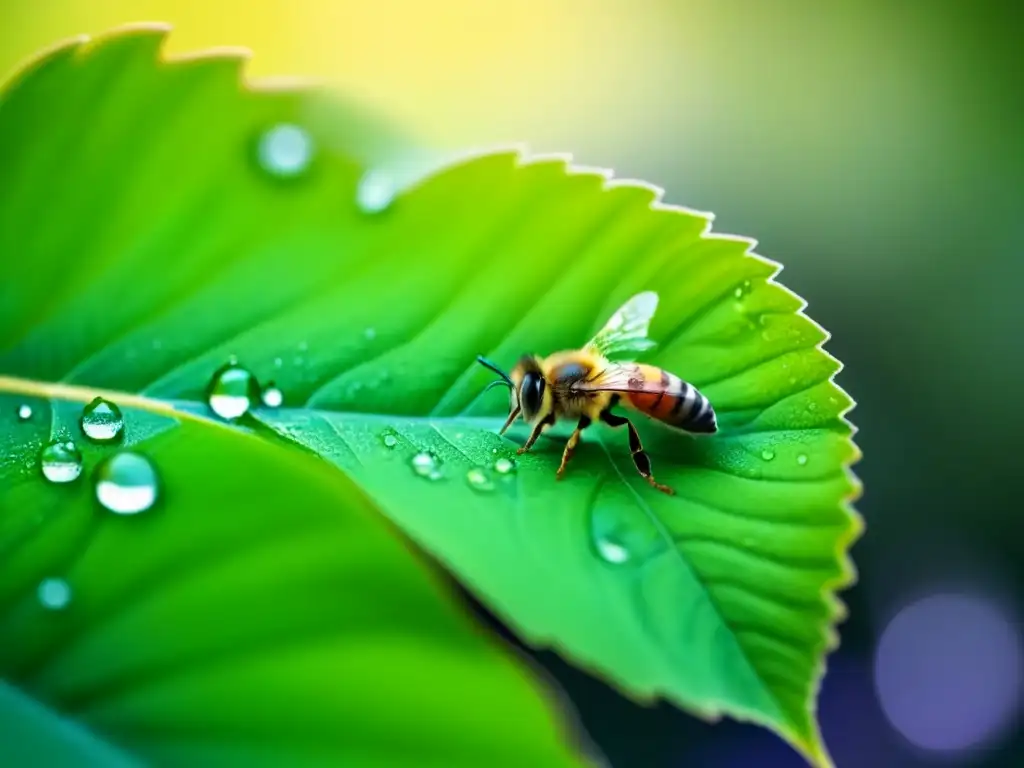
[[410, 451, 443, 480], [80, 397, 124, 442], [587, 487, 665, 567], [257, 123, 314, 178], [94, 451, 159, 515], [40, 440, 83, 484], [17, 403, 32, 421], [207, 361, 261, 421], [37, 578, 72, 610]]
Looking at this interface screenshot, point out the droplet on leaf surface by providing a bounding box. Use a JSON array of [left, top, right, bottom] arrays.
[[356, 169, 397, 213], [257, 123, 314, 178], [37, 578, 72, 610], [17, 403, 32, 420], [207, 361, 260, 421], [466, 467, 495, 492], [80, 397, 124, 442], [410, 451, 443, 480], [40, 440, 83, 484], [261, 384, 283, 408], [94, 451, 159, 515], [493, 457, 516, 475]]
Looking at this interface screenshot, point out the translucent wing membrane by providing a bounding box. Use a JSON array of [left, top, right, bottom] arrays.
[[585, 291, 659, 358], [571, 362, 659, 394]]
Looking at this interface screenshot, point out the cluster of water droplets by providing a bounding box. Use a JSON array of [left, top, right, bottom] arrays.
[[386, 429, 517, 490], [253, 123, 398, 214], [17, 392, 164, 611], [759, 446, 809, 467]]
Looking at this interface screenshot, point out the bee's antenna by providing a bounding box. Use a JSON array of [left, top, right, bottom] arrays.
[[476, 355, 513, 388]]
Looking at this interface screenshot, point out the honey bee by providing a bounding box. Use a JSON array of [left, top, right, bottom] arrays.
[[476, 291, 717, 495]]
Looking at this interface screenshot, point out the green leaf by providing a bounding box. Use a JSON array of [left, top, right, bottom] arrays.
[[0, 24, 862, 767], [0, 28, 583, 768], [0, 382, 583, 767]]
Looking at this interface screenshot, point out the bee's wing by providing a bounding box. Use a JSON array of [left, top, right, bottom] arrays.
[[584, 291, 659, 359], [570, 362, 661, 394]]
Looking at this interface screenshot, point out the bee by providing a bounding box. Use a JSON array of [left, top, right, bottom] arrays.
[[476, 291, 717, 495]]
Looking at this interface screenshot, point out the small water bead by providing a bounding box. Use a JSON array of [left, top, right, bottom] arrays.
[[733, 280, 752, 300], [356, 169, 397, 214], [466, 467, 495, 492], [257, 123, 314, 178], [807, 402, 818, 412], [493, 457, 516, 475], [594, 535, 631, 565], [381, 432, 399, 449], [797, 453, 809, 466], [17, 403, 32, 420], [261, 384, 284, 408], [37, 578, 72, 610], [94, 451, 159, 515], [80, 397, 124, 442], [207, 361, 261, 420], [410, 451, 443, 480], [40, 440, 83, 483], [761, 449, 776, 461]]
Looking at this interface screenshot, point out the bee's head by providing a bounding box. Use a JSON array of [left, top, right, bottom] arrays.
[[509, 355, 547, 424], [476, 354, 548, 435]]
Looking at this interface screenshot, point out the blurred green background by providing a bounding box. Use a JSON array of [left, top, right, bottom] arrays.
[[2, 1, 1020, 766]]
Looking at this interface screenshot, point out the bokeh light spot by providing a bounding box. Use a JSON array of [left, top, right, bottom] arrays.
[[873, 592, 1023, 754]]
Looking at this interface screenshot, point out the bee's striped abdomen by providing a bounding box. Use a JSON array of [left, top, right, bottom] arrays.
[[624, 364, 717, 434]]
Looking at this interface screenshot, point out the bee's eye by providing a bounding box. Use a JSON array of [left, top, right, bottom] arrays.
[[520, 372, 545, 418]]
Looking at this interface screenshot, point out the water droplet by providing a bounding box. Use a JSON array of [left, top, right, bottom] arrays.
[[493, 457, 516, 475], [595, 537, 631, 564], [17, 403, 32, 420], [356, 169, 397, 213], [94, 451, 159, 515], [207, 361, 260, 420], [40, 440, 83, 484], [466, 467, 495, 492], [381, 432, 399, 449], [80, 397, 124, 442], [733, 279, 752, 299], [410, 451, 443, 480], [257, 123, 314, 178], [797, 453, 808, 466], [807, 402, 818, 412], [588, 486, 665, 566], [261, 384, 283, 408], [761, 449, 775, 461], [364, 327, 377, 341], [491, 448, 499, 455], [37, 578, 71, 610]]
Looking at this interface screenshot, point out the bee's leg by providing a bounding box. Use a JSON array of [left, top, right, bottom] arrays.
[[556, 416, 592, 479], [599, 410, 675, 495], [516, 414, 554, 455]]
